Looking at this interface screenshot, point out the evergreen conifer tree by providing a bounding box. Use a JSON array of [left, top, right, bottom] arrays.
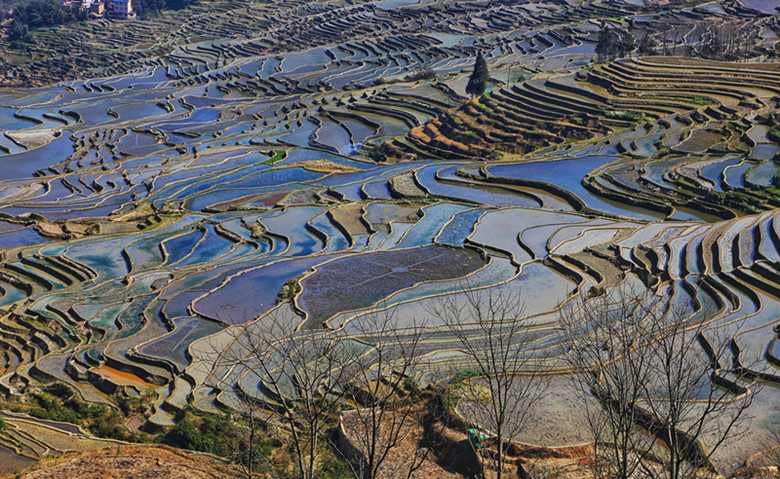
[[466, 51, 488, 98]]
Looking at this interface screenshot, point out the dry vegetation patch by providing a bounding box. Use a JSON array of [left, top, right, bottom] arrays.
[[3, 445, 233, 479], [285, 160, 362, 174]]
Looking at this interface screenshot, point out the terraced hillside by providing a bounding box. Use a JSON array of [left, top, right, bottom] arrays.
[[0, 0, 779, 475]]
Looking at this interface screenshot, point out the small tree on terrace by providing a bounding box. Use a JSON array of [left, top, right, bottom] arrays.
[[638, 33, 656, 56], [466, 51, 489, 98], [596, 22, 636, 62]]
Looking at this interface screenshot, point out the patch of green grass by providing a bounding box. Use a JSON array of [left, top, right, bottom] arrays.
[[606, 111, 641, 121], [451, 369, 484, 385], [474, 100, 492, 111], [649, 95, 714, 106], [690, 97, 714, 105], [768, 128, 780, 144], [262, 150, 286, 165], [676, 176, 696, 189], [464, 130, 479, 139]]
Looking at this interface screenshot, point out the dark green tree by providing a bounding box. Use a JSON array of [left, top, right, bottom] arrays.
[[596, 22, 613, 62], [366, 141, 396, 162], [8, 0, 86, 42], [596, 22, 636, 62], [466, 51, 489, 98], [135, 0, 166, 17], [638, 33, 656, 56], [702, 30, 722, 60], [166, 0, 195, 10]]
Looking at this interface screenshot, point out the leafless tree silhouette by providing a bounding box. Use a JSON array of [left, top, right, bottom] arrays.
[[339, 308, 439, 479], [427, 288, 549, 479], [560, 286, 761, 479], [216, 305, 358, 479]]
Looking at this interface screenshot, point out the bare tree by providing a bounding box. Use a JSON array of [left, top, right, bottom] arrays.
[[559, 290, 659, 479], [639, 303, 759, 479], [560, 286, 761, 479], [338, 308, 436, 479], [216, 306, 358, 479], [427, 289, 549, 479], [750, 427, 780, 477]]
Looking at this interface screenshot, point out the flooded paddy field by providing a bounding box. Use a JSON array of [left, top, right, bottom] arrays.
[[0, 0, 779, 475]]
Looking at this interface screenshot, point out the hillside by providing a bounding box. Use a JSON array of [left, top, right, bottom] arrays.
[[1, 445, 233, 479]]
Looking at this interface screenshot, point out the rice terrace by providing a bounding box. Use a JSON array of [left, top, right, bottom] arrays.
[[0, 0, 779, 477]]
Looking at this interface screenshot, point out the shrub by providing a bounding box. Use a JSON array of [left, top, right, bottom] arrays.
[[319, 450, 352, 479], [588, 285, 606, 298], [90, 409, 131, 440], [451, 369, 484, 385], [277, 278, 301, 302], [606, 111, 641, 122], [4, 384, 145, 442], [403, 376, 423, 395], [163, 409, 238, 457], [768, 128, 780, 144], [772, 170, 780, 189], [404, 66, 437, 82], [366, 141, 396, 162], [484, 149, 503, 161], [162, 407, 306, 477], [164, 418, 201, 451]]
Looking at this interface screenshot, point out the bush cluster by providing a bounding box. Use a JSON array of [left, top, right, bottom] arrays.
[[12, 384, 143, 442], [8, 0, 86, 45]]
